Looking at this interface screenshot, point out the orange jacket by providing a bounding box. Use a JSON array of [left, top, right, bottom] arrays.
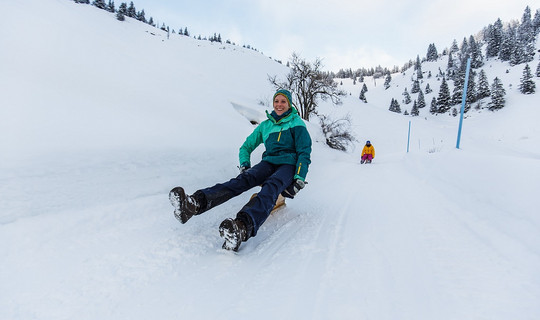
[[361, 145, 375, 158]]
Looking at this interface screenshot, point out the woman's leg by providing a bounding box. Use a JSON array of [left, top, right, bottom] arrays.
[[237, 163, 295, 236], [197, 161, 275, 212]]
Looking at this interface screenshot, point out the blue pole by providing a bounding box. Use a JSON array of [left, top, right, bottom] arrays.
[[407, 121, 411, 153], [456, 58, 471, 149]]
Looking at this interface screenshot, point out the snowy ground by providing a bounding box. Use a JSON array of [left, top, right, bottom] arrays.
[[1, 1, 540, 319]]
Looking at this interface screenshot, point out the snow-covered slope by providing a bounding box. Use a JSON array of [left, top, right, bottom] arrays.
[[1, 1, 540, 319]]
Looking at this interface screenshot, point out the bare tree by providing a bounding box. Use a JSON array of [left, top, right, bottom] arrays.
[[318, 114, 357, 151], [268, 53, 347, 120]]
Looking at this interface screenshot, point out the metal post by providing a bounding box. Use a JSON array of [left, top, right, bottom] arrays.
[[456, 58, 471, 149]]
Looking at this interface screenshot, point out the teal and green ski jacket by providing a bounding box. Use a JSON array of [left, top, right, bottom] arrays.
[[239, 107, 312, 181]]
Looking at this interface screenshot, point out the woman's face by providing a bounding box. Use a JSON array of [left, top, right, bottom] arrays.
[[273, 94, 290, 116]]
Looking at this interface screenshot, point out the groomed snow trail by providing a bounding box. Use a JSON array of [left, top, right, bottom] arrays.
[[2, 146, 539, 320]]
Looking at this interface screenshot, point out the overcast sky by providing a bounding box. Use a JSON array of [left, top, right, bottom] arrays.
[[129, 0, 536, 71]]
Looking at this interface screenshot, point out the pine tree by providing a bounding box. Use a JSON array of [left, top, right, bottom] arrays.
[[92, 0, 106, 9], [519, 64, 536, 94], [116, 10, 125, 21], [359, 84, 368, 103], [411, 80, 420, 94], [425, 83, 432, 94], [536, 61, 540, 77], [136, 10, 146, 22], [499, 26, 515, 62], [389, 98, 402, 113], [518, 6, 535, 63], [465, 70, 477, 109], [469, 36, 483, 69], [452, 71, 465, 105], [533, 9, 540, 35], [403, 88, 412, 104], [411, 100, 419, 116], [106, 0, 115, 12], [148, 17, 155, 27], [449, 39, 459, 55], [485, 19, 503, 58], [429, 97, 438, 114], [477, 69, 491, 99], [384, 74, 391, 90], [127, 1, 136, 18], [415, 55, 423, 80], [118, 2, 127, 15], [437, 78, 451, 114], [427, 43, 438, 61], [489, 77, 506, 111], [417, 90, 426, 108], [361, 83, 368, 93], [446, 52, 456, 79]]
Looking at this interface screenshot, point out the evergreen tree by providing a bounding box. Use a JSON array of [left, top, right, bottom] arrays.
[[452, 71, 465, 105], [184, 27, 190, 36], [536, 61, 540, 77], [425, 83, 432, 94], [417, 90, 426, 108], [106, 0, 115, 12], [446, 52, 456, 79], [148, 17, 155, 27], [437, 78, 451, 114], [361, 83, 368, 93], [389, 98, 402, 113], [533, 9, 540, 35], [489, 77, 506, 111], [403, 88, 412, 104], [136, 10, 146, 22], [449, 39, 459, 55], [429, 97, 438, 114], [465, 70, 477, 109], [116, 10, 125, 21], [127, 1, 136, 18], [477, 69, 491, 99], [485, 19, 503, 58], [460, 37, 469, 60], [414, 55, 421, 71], [411, 80, 421, 94], [519, 64, 536, 94], [92, 0, 106, 9], [499, 25, 515, 62], [411, 100, 419, 116], [359, 83, 368, 102], [384, 74, 391, 90], [518, 6, 535, 63], [426, 43, 438, 61], [469, 36, 483, 69], [118, 2, 127, 15], [415, 55, 423, 79]]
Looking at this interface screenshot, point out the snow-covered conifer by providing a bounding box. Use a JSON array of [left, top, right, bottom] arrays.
[[489, 77, 506, 111], [519, 64, 536, 94]]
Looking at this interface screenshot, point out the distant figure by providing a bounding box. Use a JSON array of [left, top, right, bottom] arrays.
[[361, 141, 375, 164]]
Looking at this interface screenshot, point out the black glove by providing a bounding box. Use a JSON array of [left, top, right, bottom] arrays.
[[238, 165, 250, 174], [281, 179, 306, 199]]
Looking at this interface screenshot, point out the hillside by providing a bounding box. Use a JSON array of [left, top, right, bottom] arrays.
[[1, 1, 540, 320]]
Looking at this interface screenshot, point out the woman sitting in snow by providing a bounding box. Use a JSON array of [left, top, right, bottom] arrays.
[[169, 89, 312, 252]]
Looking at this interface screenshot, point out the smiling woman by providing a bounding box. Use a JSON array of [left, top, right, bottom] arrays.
[[169, 89, 312, 252]]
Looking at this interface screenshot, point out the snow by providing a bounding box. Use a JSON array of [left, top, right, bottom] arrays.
[[1, 0, 540, 319]]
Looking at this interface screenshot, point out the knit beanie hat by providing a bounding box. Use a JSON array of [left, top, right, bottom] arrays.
[[273, 89, 293, 109]]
